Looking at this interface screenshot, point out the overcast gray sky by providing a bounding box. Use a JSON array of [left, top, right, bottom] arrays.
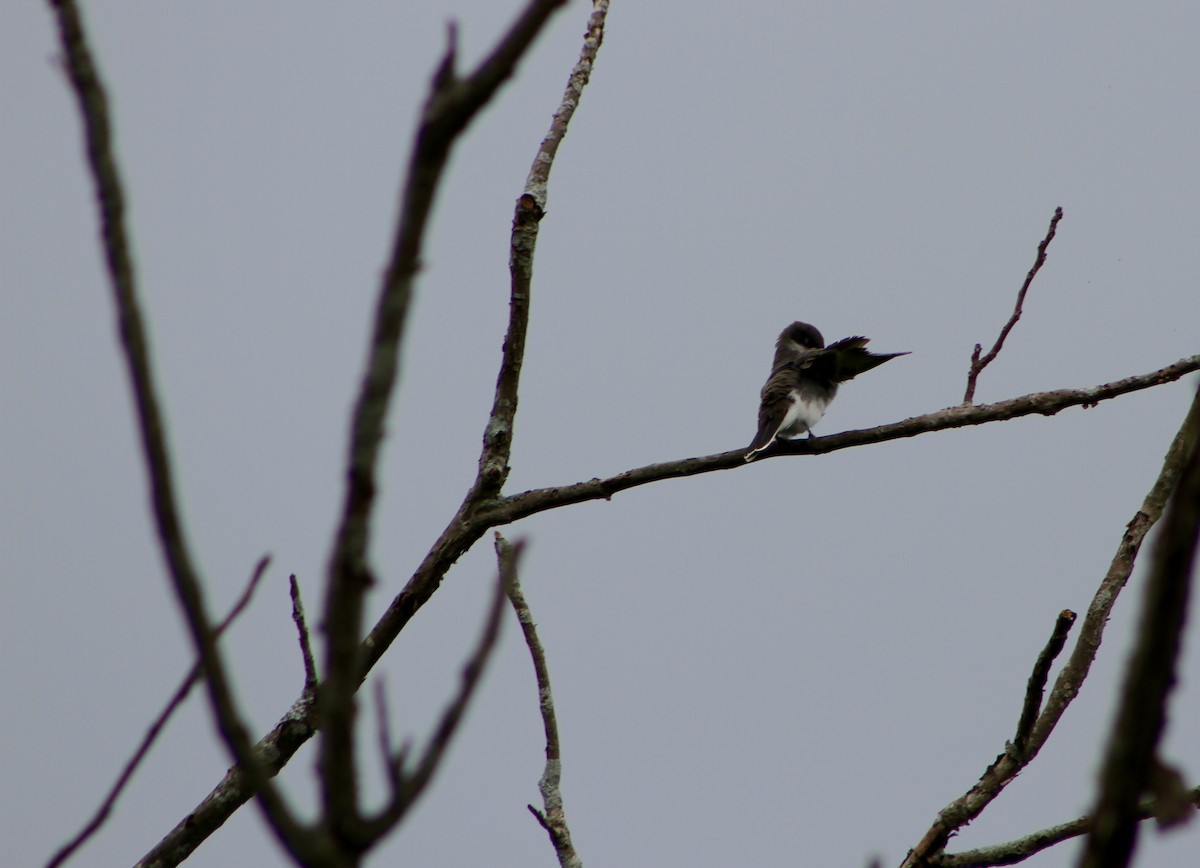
[[4, 2, 1200, 866]]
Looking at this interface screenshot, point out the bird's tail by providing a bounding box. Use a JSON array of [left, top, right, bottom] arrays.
[[744, 432, 775, 462]]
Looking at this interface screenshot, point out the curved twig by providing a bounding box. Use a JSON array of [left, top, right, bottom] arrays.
[[964, 207, 1064, 403], [501, 533, 582, 868], [47, 557, 270, 868]]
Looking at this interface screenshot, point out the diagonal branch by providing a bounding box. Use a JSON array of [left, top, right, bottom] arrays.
[[47, 557, 270, 868], [500, 533, 582, 868], [1079, 382, 1200, 868], [46, 0, 307, 853], [964, 207, 1064, 404], [477, 0, 609, 495], [901, 384, 1200, 867], [319, 0, 570, 844], [937, 785, 1200, 867]]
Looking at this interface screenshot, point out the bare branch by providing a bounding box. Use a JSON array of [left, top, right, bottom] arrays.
[[46, 0, 306, 851], [900, 385, 1200, 867], [500, 533, 582, 868], [476, 0, 609, 495], [47, 557, 270, 868], [1079, 383, 1200, 868], [938, 786, 1200, 867], [479, 354, 1200, 527], [319, 0, 570, 845], [135, 694, 318, 868], [288, 575, 319, 692], [963, 207, 1064, 404], [1012, 610, 1075, 754], [137, 355, 1199, 867], [359, 541, 521, 842], [373, 681, 403, 795]]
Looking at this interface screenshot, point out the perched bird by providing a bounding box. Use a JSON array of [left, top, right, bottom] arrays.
[[744, 321, 908, 461]]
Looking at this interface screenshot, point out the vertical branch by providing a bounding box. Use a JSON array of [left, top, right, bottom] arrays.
[[46, 0, 305, 852], [289, 575, 319, 692], [319, 0, 571, 848], [1079, 384, 1200, 868], [500, 533, 582, 868], [963, 207, 1063, 404], [477, 0, 610, 494]]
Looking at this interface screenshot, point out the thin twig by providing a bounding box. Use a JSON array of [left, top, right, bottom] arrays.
[[901, 386, 1200, 867], [937, 786, 1200, 867], [1012, 610, 1075, 754], [47, 557, 270, 868], [288, 575, 318, 691], [963, 207, 1064, 404], [47, 0, 305, 852], [318, 0, 571, 845], [373, 681, 402, 793], [359, 541, 522, 841], [477, 0, 609, 494], [500, 532, 582, 868], [1079, 383, 1200, 868]]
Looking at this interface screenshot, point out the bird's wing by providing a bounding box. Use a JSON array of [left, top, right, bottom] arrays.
[[820, 336, 910, 382], [745, 367, 798, 459]]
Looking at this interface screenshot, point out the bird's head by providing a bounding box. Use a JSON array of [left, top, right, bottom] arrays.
[[778, 321, 825, 352]]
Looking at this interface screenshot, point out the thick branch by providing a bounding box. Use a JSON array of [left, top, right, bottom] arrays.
[[900, 385, 1200, 867], [1078, 383, 1200, 868], [47, 0, 306, 853], [319, 0, 569, 847], [963, 207, 1063, 403]]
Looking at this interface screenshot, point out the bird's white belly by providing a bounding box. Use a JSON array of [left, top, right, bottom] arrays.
[[778, 389, 830, 439]]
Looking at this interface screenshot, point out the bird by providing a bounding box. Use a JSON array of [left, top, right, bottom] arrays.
[[744, 321, 908, 462]]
